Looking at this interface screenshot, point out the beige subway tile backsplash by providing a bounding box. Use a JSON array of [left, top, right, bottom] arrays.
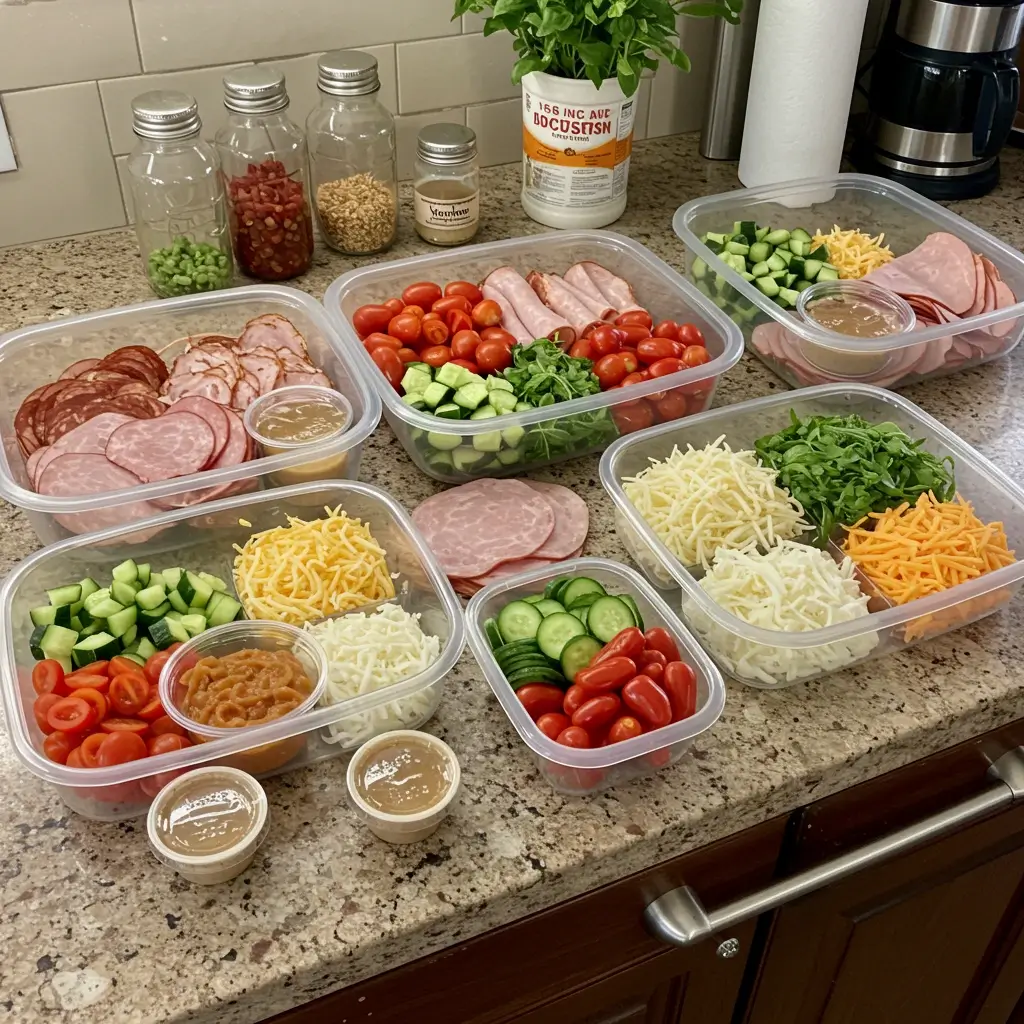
[[0, 0, 140, 92], [0, 84, 126, 247], [467, 98, 521, 168], [646, 19, 716, 139], [395, 108, 466, 180], [130, 0, 458, 72]]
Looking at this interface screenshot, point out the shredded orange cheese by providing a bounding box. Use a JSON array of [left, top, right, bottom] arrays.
[[811, 224, 894, 280]]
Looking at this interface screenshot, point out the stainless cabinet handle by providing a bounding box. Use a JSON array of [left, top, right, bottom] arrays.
[[646, 747, 1024, 948]]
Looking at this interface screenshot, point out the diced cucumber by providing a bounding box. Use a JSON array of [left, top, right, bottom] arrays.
[[755, 275, 780, 297], [135, 583, 168, 610], [30, 605, 57, 628], [454, 381, 488, 411], [496, 600, 543, 643], [750, 261, 770, 278], [777, 287, 800, 307], [807, 244, 830, 262], [47, 584, 82, 607], [29, 624, 48, 661], [473, 430, 502, 453], [789, 238, 809, 257], [106, 604, 138, 638], [451, 448, 488, 473], [70, 616, 83, 633], [790, 227, 812, 243], [691, 256, 707, 280], [121, 652, 146, 667], [486, 376, 514, 393], [111, 559, 138, 585], [764, 228, 791, 246], [121, 624, 138, 648], [136, 637, 158, 661], [136, 563, 151, 587], [161, 567, 183, 590], [197, 572, 228, 593], [180, 613, 208, 637], [205, 594, 242, 626], [802, 259, 823, 280], [401, 367, 433, 395], [766, 252, 787, 272], [501, 424, 525, 448], [426, 429, 462, 450], [84, 589, 125, 619], [403, 395, 426, 411], [484, 618, 504, 650], [164, 610, 183, 622], [496, 448, 521, 466], [422, 381, 452, 409], [39, 624, 78, 664], [149, 617, 190, 649], [536, 612, 586, 660], [139, 601, 171, 627], [817, 266, 840, 282], [724, 239, 749, 256], [748, 241, 770, 264], [72, 631, 120, 666], [432, 404, 463, 421], [435, 361, 473, 389], [167, 590, 189, 614], [78, 620, 103, 638], [110, 580, 136, 607], [775, 247, 793, 265], [78, 577, 101, 602], [178, 571, 213, 608], [488, 389, 517, 414]]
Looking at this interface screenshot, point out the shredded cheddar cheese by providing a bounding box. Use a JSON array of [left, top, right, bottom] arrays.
[[233, 505, 395, 625], [811, 224, 895, 279]]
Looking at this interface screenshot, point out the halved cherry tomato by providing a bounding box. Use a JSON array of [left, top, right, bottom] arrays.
[[137, 696, 166, 723], [446, 308, 474, 335], [471, 299, 502, 329], [79, 731, 109, 768], [97, 731, 148, 766], [607, 716, 644, 744], [444, 280, 484, 304], [421, 318, 450, 346], [616, 323, 652, 344], [663, 661, 698, 721], [351, 304, 393, 338], [681, 345, 711, 368], [588, 324, 622, 356], [571, 694, 622, 732], [653, 392, 690, 421], [516, 683, 565, 721], [387, 313, 422, 344], [100, 718, 149, 736], [109, 674, 149, 716], [47, 696, 96, 734], [401, 281, 443, 308], [67, 661, 109, 682], [431, 294, 472, 316], [562, 684, 588, 717], [648, 356, 685, 379], [594, 353, 629, 389], [109, 656, 147, 680], [371, 345, 405, 389], [475, 339, 513, 373], [621, 675, 672, 729], [363, 332, 402, 353], [591, 627, 646, 664], [382, 297, 404, 318], [449, 359, 480, 374], [397, 347, 419, 363], [450, 329, 482, 360], [637, 337, 678, 365], [556, 725, 592, 748], [144, 651, 173, 687], [401, 304, 425, 319], [480, 327, 517, 346], [420, 345, 452, 368], [615, 309, 654, 330], [678, 323, 706, 347], [619, 350, 639, 374], [33, 693, 61, 734], [150, 715, 186, 737], [653, 319, 680, 339], [574, 656, 637, 693], [43, 731, 74, 764], [148, 734, 192, 756], [72, 687, 108, 723], [612, 400, 655, 434], [644, 627, 681, 663], [535, 712, 571, 741], [66, 746, 85, 768], [32, 659, 67, 696], [569, 339, 594, 360]]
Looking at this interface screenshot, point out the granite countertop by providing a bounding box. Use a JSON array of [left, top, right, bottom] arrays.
[[3, 134, 1024, 1024]]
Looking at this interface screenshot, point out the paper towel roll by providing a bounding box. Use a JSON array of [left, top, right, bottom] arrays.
[[738, 0, 869, 192]]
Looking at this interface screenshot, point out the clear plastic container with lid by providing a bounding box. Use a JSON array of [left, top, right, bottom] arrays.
[[126, 90, 233, 297], [306, 50, 397, 255], [214, 67, 314, 281], [414, 123, 480, 246]]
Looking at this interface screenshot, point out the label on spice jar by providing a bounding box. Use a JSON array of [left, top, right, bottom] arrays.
[[414, 189, 479, 231]]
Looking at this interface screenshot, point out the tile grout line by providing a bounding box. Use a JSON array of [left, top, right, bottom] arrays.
[[91, 80, 130, 229], [127, 0, 145, 74]]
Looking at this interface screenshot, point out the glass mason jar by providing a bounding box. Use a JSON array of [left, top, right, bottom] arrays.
[[306, 50, 397, 255], [126, 90, 233, 297], [214, 67, 314, 281], [413, 123, 480, 246]]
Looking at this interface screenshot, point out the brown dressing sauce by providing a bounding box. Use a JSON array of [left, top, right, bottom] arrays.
[[257, 399, 347, 445], [156, 774, 258, 856], [806, 295, 904, 339], [357, 737, 452, 815]]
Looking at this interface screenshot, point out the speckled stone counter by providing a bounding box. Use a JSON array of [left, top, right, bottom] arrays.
[[2, 134, 1024, 1024]]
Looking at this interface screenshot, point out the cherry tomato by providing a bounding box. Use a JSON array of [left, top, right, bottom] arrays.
[[556, 725, 592, 749], [72, 686, 108, 723], [431, 294, 473, 316], [449, 359, 480, 374], [517, 683, 566, 721], [615, 309, 654, 330], [648, 356, 685, 379], [612, 400, 655, 434], [569, 339, 594, 360], [100, 718, 149, 736], [571, 693, 622, 732], [638, 649, 668, 671], [148, 734, 192, 756], [65, 675, 109, 695], [43, 731, 75, 764], [647, 747, 673, 768], [681, 345, 711, 368], [621, 675, 673, 729], [591, 627, 646, 664], [616, 323, 652, 344], [32, 659, 67, 696], [397, 347, 419, 363], [401, 304, 425, 319], [137, 696, 165, 723], [144, 651, 173, 687], [363, 332, 402, 353], [140, 769, 186, 799], [420, 345, 452, 368], [641, 661, 664, 682], [109, 656, 146, 679], [108, 674, 149, 716], [574, 656, 637, 694], [387, 313, 422, 344], [678, 323, 706, 347], [653, 392, 690, 422], [607, 716, 644, 744], [475, 339, 513, 373], [588, 324, 622, 356], [480, 327, 517, 346], [97, 731, 148, 766], [594, 353, 629, 389], [536, 712, 571, 741], [621, 371, 648, 387], [637, 338, 678, 365], [150, 715, 186, 737], [471, 299, 503, 329], [351, 304, 393, 338], [450, 329, 482, 361], [67, 662, 109, 682], [47, 696, 95, 734], [653, 319, 680, 339], [619, 350, 639, 374], [33, 693, 61, 734], [79, 731, 108, 768], [401, 281, 443, 308], [382, 297, 404, 318], [371, 345, 405, 389], [422, 311, 442, 323], [563, 684, 588, 717], [447, 308, 474, 335], [644, 627, 681, 663], [420, 318, 450, 347], [444, 280, 484, 304], [663, 661, 698, 722]]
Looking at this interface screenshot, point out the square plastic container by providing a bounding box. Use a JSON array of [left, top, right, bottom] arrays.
[[0, 480, 464, 821], [673, 174, 1024, 390], [323, 231, 743, 483], [0, 285, 381, 545], [465, 557, 726, 795], [600, 383, 1024, 688]]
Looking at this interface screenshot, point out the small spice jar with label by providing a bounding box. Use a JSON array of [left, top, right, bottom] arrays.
[[215, 68, 314, 281], [413, 123, 480, 246]]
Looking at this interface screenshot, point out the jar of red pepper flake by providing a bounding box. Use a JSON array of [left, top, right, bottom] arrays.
[[214, 68, 314, 281]]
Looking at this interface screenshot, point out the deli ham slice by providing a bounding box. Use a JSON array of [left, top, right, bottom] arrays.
[[522, 480, 589, 559], [238, 313, 309, 357], [106, 412, 215, 483], [553, 273, 616, 320], [527, 272, 603, 335], [482, 284, 533, 346], [484, 266, 575, 346], [165, 396, 230, 465], [571, 262, 644, 314]]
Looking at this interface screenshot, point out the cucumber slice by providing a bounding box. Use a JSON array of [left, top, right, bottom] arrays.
[[533, 599, 566, 617], [78, 620, 103, 638], [543, 576, 572, 602], [136, 563, 151, 587], [78, 577, 101, 602], [39, 624, 78, 665], [110, 580, 136, 607], [106, 604, 138, 638], [483, 618, 504, 649], [496, 601, 543, 643], [111, 559, 138, 585], [29, 624, 48, 661], [619, 595, 645, 631], [139, 601, 172, 627], [506, 665, 566, 689], [566, 593, 603, 614], [47, 584, 82, 607], [84, 590, 125, 619], [177, 571, 213, 608], [161, 567, 183, 590], [494, 639, 542, 664], [149, 617, 190, 649], [522, 595, 545, 605], [166, 590, 189, 614], [121, 624, 138, 648], [121, 652, 147, 667], [560, 635, 603, 683], [136, 637, 158, 661], [197, 572, 228, 593], [560, 577, 606, 607], [72, 631, 120, 666], [586, 597, 637, 643], [29, 605, 57, 628], [205, 594, 241, 626], [535, 612, 586, 660], [500, 654, 559, 677], [180, 613, 208, 637], [134, 583, 168, 611]]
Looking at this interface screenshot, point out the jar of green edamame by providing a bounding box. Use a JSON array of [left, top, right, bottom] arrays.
[[126, 90, 233, 297]]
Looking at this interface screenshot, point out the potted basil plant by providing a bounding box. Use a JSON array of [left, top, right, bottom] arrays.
[[453, 0, 742, 228]]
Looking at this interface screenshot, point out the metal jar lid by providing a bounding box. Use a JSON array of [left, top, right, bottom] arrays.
[[131, 90, 201, 141], [417, 123, 477, 165], [317, 50, 380, 97], [223, 66, 289, 114]]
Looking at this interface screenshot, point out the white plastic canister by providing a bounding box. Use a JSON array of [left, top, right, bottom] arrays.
[[520, 70, 636, 229]]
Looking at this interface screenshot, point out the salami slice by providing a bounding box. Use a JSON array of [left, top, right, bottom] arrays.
[[31, 412, 136, 487], [207, 406, 248, 469], [238, 348, 283, 394], [166, 396, 230, 465], [161, 372, 233, 406], [522, 481, 589, 558], [106, 412, 215, 483], [412, 479, 555, 578], [238, 314, 309, 357], [58, 358, 102, 380]]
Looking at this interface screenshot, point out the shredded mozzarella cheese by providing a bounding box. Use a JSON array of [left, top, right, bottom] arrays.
[[305, 603, 442, 747], [811, 224, 894, 279], [684, 541, 878, 686], [621, 436, 808, 569]]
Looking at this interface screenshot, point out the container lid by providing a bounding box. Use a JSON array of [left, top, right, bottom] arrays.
[[223, 66, 289, 114], [417, 123, 477, 165], [132, 90, 202, 141], [317, 50, 380, 97]]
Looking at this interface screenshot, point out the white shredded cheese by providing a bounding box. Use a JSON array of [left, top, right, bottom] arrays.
[[684, 540, 878, 687], [621, 436, 808, 570], [305, 603, 442, 747]]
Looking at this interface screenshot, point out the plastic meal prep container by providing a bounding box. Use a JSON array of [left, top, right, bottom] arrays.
[[465, 557, 726, 795], [673, 174, 1024, 390], [600, 383, 1024, 688], [0, 285, 381, 546], [323, 230, 743, 483], [0, 480, 464, 821]]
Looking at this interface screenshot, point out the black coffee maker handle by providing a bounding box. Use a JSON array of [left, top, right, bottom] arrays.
[[975, 61, 1020, 160]]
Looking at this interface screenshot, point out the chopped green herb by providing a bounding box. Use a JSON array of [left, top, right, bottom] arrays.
[[503, 339, 602, 406]]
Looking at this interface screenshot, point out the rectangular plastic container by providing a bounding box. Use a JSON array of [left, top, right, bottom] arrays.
[[0, 285, 381, 546], [0, 480, 464, 821], [673, 174, 1024, 390], [465, 557, 726, 795], [600, 383, 1024, 689], [323, 231, 743, 483]]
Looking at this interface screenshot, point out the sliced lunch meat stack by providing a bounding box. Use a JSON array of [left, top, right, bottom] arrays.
[[553, 273, 616, 320], [527, 272, 603, 336], [522, 480, 589, 559], [106, 412, 216, 483], [238, 313, 309, 357], [484, 266, 576, 345], [481, 284, 533, 346], [165, 396, 230, 463], [572, 261, 644, 314]]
